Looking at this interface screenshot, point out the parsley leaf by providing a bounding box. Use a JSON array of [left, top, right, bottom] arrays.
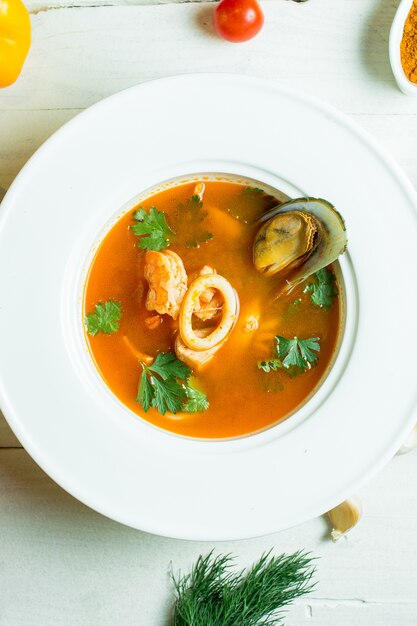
[[257, 359, 282, 373], [183, 386, 210, 413], [284, 297, 302, 319], [152, 376, 187, 415], [276, 336, 320, 372], [136, 352, 209, 416], [131, 206, 174, 251], [243, 186, 264, 194], [298, 337, 321, 364], [85, 300, 122, 336], [304, 268, 337, 309], [169, 195, 214, 249], [259, 336, 320, 377], [148, 351, 191, 381], [137, 370, 153, 412]]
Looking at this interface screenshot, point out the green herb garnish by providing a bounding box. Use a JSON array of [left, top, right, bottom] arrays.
[[258, 360, 282, 373], [131, 206, 174, 251], [284, 297, 302, 319], [137, 352, 209, 416], [85, 300, 122, 336], [243, 186, 264, 194], [304, 268, 337, 309], [262, 377, 284, 393], [170, 550, 316, 626], [276, 336, 320, 371], [183, 385, 210, 413], [170, 194, 214, 249], [258, 335, 320, 376]]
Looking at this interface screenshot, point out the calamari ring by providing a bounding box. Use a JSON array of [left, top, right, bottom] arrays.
[[179, 274, 239, 351]]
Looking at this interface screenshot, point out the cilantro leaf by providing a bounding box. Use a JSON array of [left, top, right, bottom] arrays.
[[259, 336, 320, 377], [152, 376, 187, 415], [243, 186, 264, 195], [137, 352, 208, 416], [284, 298, 302, 320], [169, 195, 214, 249], [183, 386, 209, 413], [276, 336, 320, 372], [131, 206, 174, 251], [85, 300, 122, 336], [257, 359, 282, 373], [304, 268, 337, 309], [276, 336, 305, 370], [149, 352, 191, 381], [298, 337, 320, 365], [137, 369, 154, 412]]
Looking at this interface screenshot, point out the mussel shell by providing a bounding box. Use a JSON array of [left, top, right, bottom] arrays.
[[254, 211, 320, 275], [253, 197, 347, 291]]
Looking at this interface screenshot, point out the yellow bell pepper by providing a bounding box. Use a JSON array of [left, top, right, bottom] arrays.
[[0, 0, 31, 88]]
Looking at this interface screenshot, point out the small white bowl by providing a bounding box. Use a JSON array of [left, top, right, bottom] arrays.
[[389, 0, 417, 95]]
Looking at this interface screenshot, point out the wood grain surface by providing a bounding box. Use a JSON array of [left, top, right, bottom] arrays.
[[1, 0, 417, 623]]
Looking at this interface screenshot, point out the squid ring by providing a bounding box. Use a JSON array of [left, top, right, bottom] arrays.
[[179, 274, 239, 351]]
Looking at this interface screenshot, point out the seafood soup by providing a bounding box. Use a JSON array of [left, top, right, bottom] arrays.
[[84, 179, 347, 439]]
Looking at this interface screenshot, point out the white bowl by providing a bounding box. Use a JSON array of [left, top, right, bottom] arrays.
[[389, 0, 417, 95], [1, 75, 417, 540]]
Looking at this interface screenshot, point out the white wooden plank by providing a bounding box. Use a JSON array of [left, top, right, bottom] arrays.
[[1, 447, 417, 626], [289, 602, 417, 625], [1, 0, 417, 621], [0, 412, 21, 447], [0, 0, 412, 115], [27, 0, 206, 11], [21, 0, 378, 13]]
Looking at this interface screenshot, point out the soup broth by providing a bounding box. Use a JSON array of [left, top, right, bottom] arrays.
[[84, 180, 342, 438]]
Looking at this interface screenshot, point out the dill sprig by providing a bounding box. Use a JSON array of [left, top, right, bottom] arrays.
[[170, 550, 316, 626]]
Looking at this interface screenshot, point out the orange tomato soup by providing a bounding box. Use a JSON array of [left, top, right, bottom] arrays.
[[84, 181, 342, 438]]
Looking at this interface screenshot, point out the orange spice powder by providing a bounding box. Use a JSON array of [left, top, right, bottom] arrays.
[[401, 0, 417, 82]]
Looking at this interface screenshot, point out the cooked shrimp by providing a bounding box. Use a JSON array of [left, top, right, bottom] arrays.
[[144, 250, 187, 320]]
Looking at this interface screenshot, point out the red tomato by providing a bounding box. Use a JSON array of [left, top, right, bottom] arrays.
[[213, 0, 264, 43]]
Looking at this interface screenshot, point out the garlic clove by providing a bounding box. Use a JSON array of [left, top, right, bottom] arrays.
[[397, 423, 417, 455], [327, 497, 362, 542]]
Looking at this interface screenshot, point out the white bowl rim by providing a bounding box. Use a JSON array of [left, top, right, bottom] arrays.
[[77, 170, 352, 444]]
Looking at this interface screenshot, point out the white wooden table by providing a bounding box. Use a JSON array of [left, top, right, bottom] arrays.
[[2, 0, 417, 623]]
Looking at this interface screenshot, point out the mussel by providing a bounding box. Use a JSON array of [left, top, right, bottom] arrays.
[[253, 198, 347, 292]]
